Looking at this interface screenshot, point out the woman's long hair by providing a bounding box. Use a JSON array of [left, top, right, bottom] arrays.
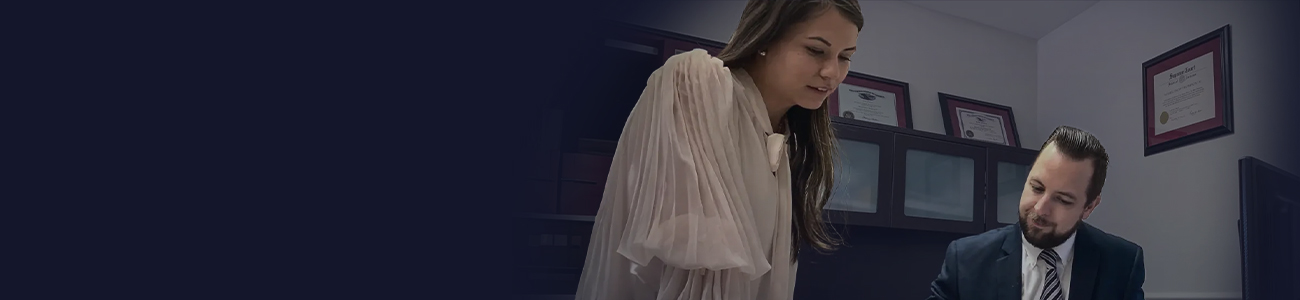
[[714, 0, 863, 260]]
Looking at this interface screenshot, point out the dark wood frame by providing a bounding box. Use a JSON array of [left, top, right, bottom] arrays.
[[938, 93, 1021, 147], [890, 134, 988, 234], [824, 123, 895, 227], [830, 72, 914, 129], [1142, 24, 1233, 156]]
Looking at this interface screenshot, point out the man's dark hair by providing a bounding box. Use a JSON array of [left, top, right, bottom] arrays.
[[1039, 125, 1109, 204]]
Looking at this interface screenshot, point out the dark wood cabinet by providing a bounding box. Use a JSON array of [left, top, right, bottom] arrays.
[[513, 21, 731, 296], [985, 144, 1037, 231], [824, 123, 895, 228], [826, 117, 1038, 234], [795, 225, 973, 300], [519, 21, 730, 220], [512, 217, 593, 295], [890, 132, 988, 234], [662, 37, 724, 61]]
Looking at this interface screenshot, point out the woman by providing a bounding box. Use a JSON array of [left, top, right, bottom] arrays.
[[576, 0, 863, 299]]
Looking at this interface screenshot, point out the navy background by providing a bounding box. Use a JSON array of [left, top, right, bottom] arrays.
[[10, 1, 1296, 299]]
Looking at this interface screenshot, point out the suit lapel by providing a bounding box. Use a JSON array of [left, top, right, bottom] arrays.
[[1070, 223, 1100, 300], [996, 224, 1023, 300]]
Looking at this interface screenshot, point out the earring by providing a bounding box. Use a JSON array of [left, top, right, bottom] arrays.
[[759, 51, 766, 56]]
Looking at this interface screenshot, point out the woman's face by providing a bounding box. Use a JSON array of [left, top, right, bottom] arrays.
[[753, 9, 859, 110]]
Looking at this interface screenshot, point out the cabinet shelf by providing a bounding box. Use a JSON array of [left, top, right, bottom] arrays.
[[823, 118, 1035, 234], [518, 213, 596, 222]]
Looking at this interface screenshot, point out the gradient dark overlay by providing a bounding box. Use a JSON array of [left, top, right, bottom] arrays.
[[17, 1, 607, 299], [17, 1, 1297, 300]]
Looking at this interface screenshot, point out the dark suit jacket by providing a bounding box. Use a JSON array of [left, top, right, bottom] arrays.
[[925, 222, 1145, 300]]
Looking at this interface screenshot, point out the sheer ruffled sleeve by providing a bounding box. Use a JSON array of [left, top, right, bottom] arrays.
[[613, 49, 772, 283]]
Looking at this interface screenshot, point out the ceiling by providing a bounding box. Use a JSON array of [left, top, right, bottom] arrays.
[[904, 0, 1099, 39]]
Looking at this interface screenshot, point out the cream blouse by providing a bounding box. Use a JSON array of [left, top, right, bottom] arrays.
[[575, 49, 797, 300]]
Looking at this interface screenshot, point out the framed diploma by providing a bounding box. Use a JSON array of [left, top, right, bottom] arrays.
[[829, 71, 914, 128], [939, 93, 1020, 147], [1142, 25, 1233, 156]]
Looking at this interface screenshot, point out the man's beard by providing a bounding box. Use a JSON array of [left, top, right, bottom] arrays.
[[1019, 213, 1079, 249]]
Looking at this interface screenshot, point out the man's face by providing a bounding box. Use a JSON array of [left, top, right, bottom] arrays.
[[1018, 143, 1101, 249]]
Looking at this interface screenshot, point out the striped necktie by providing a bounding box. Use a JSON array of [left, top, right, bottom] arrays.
[[1039, 249, 1063, 300]]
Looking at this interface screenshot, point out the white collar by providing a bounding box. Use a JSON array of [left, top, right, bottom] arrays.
[[1022, 229, 1077, 268], [733, 67, 788, 173], [731, 68, 780, 134]]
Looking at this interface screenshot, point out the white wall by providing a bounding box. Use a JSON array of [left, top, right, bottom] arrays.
[[1037, 1, 1300, 299], [603, 1, 1042, 146]]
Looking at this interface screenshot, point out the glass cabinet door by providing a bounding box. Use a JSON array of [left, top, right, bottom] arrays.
[[994, 162, 1030, 223], [827, 139, 881, 213], [823, 122, 893, 227], [985, 146, 1038, 231], [891, 134, 987, 234], [901, 149, 976, 222]]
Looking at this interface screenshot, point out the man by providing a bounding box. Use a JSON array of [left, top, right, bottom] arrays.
[[926, 126, 1145, 300]]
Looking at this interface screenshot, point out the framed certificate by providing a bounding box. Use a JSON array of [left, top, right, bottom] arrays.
[[1142, 25, 1233, 156], [939, 93, 1020, 147], [829, 72, 914, 128]]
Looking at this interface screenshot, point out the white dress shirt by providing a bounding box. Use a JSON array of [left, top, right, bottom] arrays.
[[1022, 231, 1076, 300]]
